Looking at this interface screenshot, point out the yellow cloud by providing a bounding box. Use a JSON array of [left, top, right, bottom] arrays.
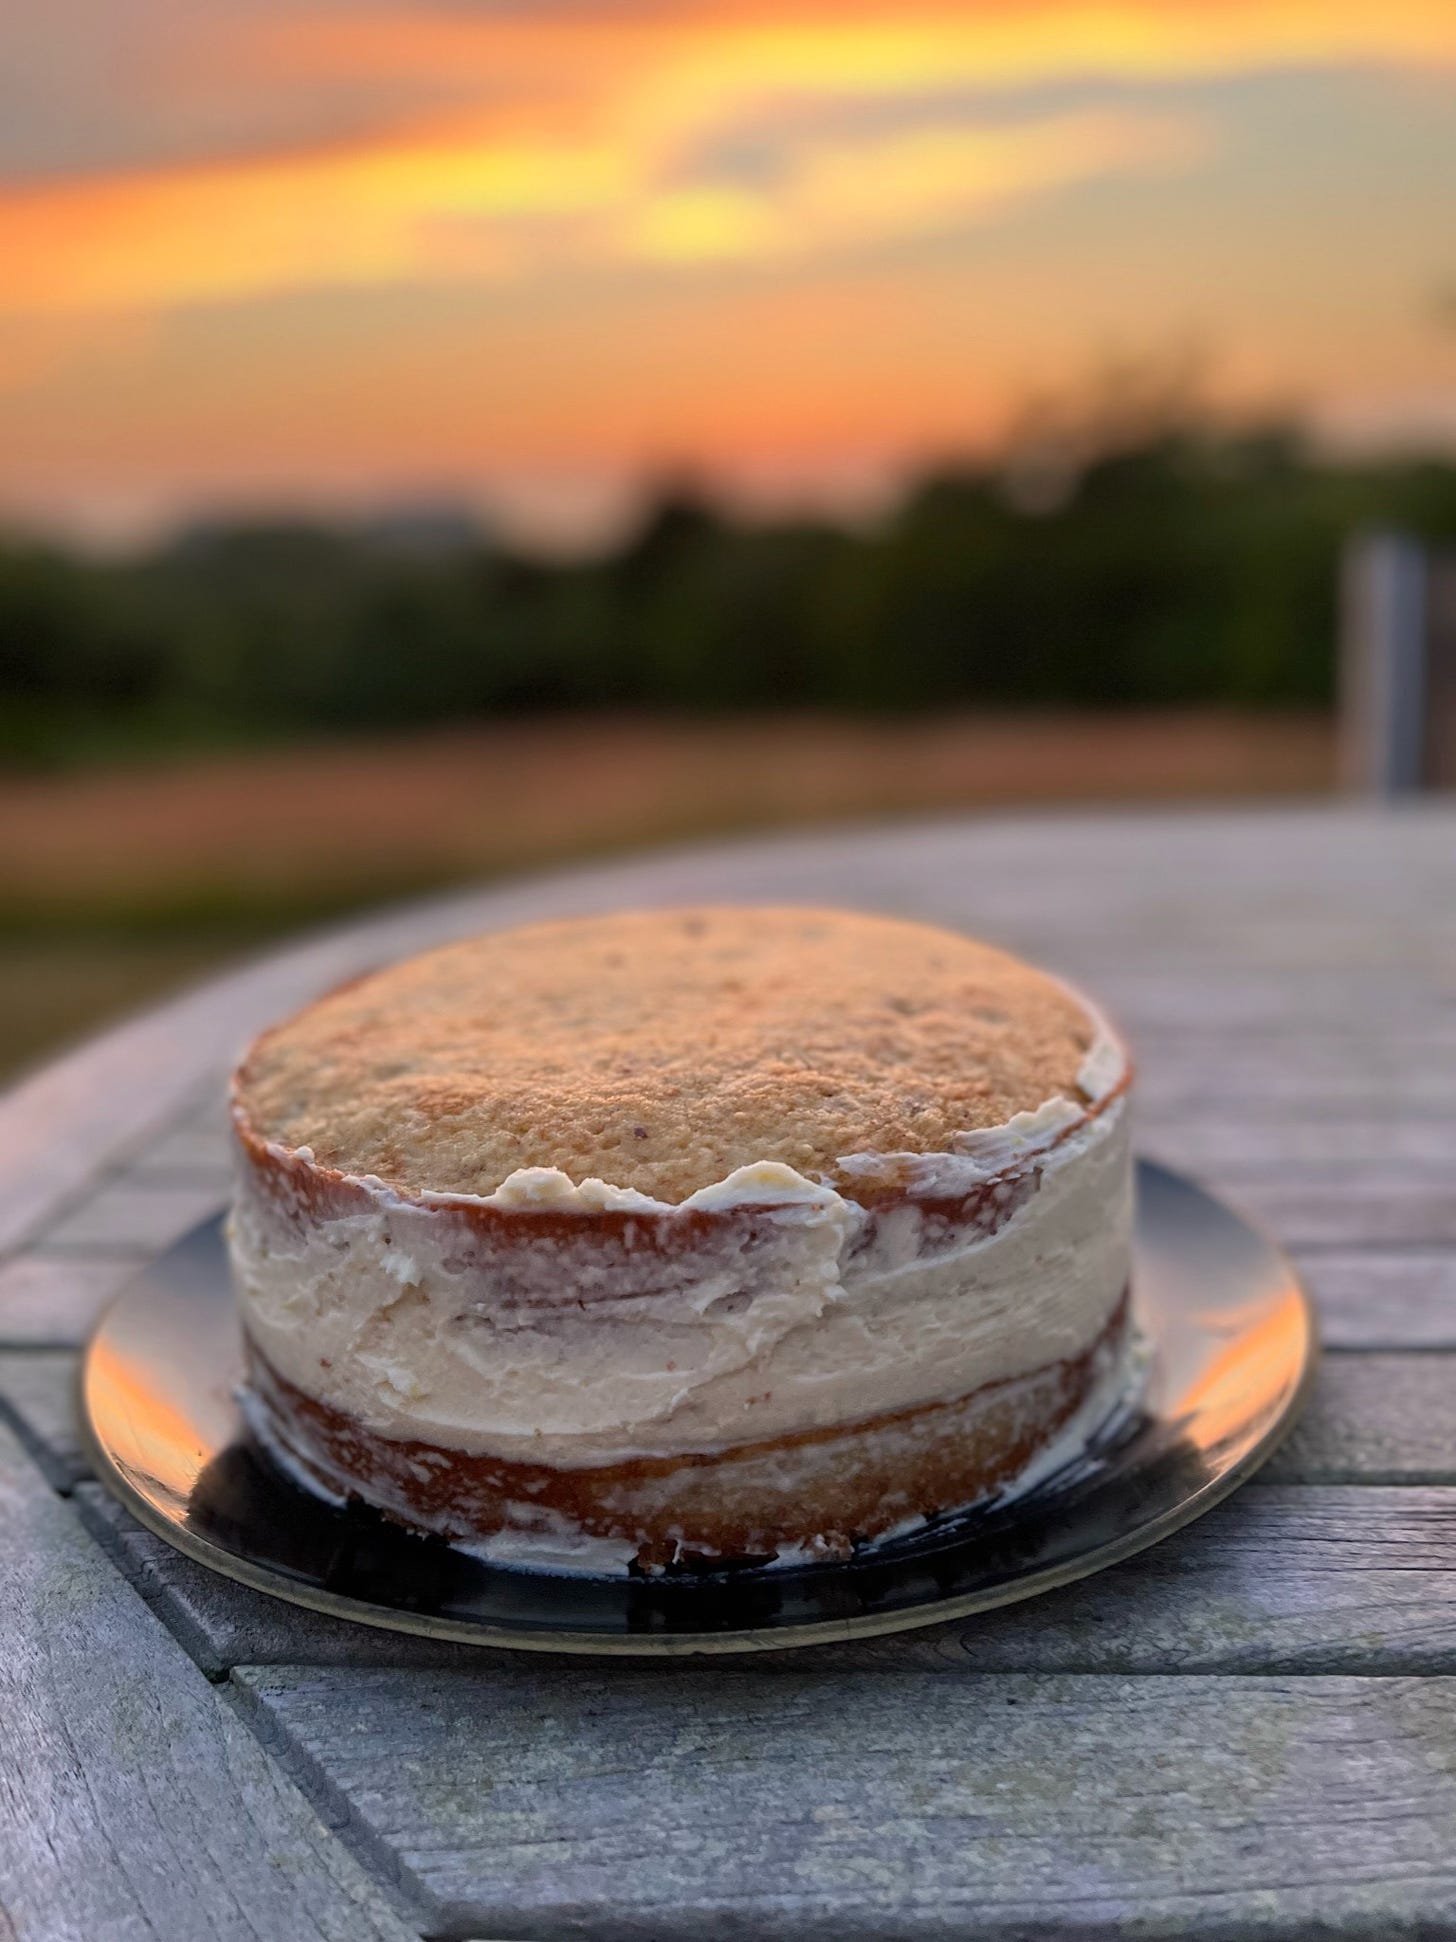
[[0, 123, 638, 311], [628, 111, 1206, 264], [0, 95, 1204, 313], [630, 186, 781, 266]]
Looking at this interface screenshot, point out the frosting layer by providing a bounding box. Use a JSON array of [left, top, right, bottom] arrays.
[[230, 1087, 1131, 1467]]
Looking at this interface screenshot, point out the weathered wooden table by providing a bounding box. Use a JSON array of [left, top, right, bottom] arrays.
[[4, 805, 1455, 1941]]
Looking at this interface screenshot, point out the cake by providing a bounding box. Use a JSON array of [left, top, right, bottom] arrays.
[[228, 907, 1135, 1572]]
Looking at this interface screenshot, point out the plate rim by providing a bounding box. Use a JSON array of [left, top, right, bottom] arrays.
[[77, 1160, 1319, 1656]]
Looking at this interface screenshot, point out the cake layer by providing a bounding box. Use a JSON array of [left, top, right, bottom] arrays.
[[231, 908, 1104, 1204], [243, 1289, 1133, 1570]]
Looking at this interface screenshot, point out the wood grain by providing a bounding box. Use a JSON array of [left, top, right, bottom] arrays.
[[1144, 1118, 1456, 1173], [0, 1253, 140, 1348], [0, 1421, 424, 1942], [235, 1661, 1456, 1939], [32, 1177, 228, 1254], [1135, 1051, 1456, 1118], [121, 1120, 233, 1186], [79, 1482, 1456, 1680], [1295, 1252, 1456, 1348], [1269, 1353, 1456, 1478], [0, 1354, 85, 1489], [1226, 1177, 1456, 1248]]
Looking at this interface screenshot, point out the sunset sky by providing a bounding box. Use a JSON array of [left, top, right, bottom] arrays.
[[3, 0, 1455, 550]]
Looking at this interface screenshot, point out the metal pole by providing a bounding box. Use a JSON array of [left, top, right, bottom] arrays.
[[1339, 530, 1428, 796]]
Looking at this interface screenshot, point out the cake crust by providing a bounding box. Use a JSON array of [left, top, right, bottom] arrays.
[[233, 906, 1100, 1205]]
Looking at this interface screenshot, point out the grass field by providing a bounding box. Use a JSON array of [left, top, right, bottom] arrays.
[[0, 708, 1334, 1079]]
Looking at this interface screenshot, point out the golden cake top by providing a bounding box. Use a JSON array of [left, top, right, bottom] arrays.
[[233, 907, 1110, 1204]]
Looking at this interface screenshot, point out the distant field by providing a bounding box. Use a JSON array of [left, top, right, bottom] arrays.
[[0, 709, 1334, 1078]]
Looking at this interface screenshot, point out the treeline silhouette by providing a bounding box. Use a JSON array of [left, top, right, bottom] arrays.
[[5, 422, 1456, 766]]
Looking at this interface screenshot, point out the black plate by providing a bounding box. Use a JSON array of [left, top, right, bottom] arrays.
[[79, 1161, 1315, 1654]]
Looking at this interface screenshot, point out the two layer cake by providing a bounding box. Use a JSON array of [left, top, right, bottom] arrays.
[[228, 907, 1134, 1571]]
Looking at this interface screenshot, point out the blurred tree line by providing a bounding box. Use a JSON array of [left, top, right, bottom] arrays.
[[5, 417, 1456, 767]]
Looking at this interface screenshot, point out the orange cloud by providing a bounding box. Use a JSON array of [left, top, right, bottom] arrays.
[[0, 122, 639, 312], [227, 0, 1456, 154], [0, 99, 1202, 312], [2, 0, 1452, 318], [237, 0, 1456, 101]]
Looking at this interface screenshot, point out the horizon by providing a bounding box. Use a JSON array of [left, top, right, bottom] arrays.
[[3, 0, 1455, 552], [9, 403, 1455, 566]]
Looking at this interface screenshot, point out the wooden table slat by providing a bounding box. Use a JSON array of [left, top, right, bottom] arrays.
[[0, 1353, 84, 1489], [1144, 1118, 1456, 1172], [30, 1177, 233, 1255], [1224, 1177, 1456, 1248], [0, 1421, 425, 1942], [234, 1661, 1456, 1939], [1296, 1252, 1456, 1348], [0, 1253, 142, 1348], [77, 1481, 1456, 1680]]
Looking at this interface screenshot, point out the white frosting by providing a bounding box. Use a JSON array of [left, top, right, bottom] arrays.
[[443, 1157, 846, 1217], [231, 1081, 1132, 1467], [836, 1094, 1086, 1197], [460, 1517, 641, 1576], [1078, 1024, 1125, 1101], [259, 1155, 845, 1221]]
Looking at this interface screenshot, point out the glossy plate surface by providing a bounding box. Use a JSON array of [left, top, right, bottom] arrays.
[[80, 1162, 1315, 1655]]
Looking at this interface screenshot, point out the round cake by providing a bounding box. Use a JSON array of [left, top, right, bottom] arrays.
[[228, 906, 1135, 1572]]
